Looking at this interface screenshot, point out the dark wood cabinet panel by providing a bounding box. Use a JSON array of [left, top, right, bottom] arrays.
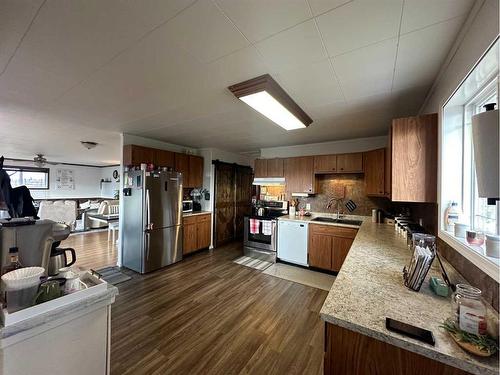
[[254, 159, 267, 178], [154, 149, 174, 168], [332, 236, 354, 272], [391, 114, 437, 202], [196, 216, 211, 250], [308, 234, 332, 270], [175, 153, 190, 187], [183, 222, 197, 255], [325, 324, 471, 375], [364, 148, 385, 196], [385, 128, 392, 198], [284, 156, 314, 195], [189, 155, 204, 188], [308, 224, 357, 272], [266, 158, 284, 177], [336, 153, 363, 172], [314, 155, 337, 173], [123, 145, 155, 165]]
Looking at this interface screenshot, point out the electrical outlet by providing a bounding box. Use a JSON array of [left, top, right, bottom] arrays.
[[306, 203, 311, 210]]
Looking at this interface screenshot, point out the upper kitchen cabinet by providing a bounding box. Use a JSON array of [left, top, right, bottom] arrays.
[[189, 155, 204, 188], [254, 159, 267, 178], [154, 149, 175, 169], [314, 155, 337, 173], [175, 154, 204, 188], [336, 153, 363, 173], [385, 128, 392, 198], [266, 158, 284, 177], [363, 148, 385, 197], [254, 158, 284, 177], [391, 114, 437, 203], [123, 145, 154, 166], [284, 156, 315, 195]]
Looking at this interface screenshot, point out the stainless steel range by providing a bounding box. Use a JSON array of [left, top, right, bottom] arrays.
[[243, 200, 288, 262]]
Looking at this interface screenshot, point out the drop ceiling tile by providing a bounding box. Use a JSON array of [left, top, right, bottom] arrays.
[[162, 0, 250, 63], [255, 20, 327, 70], [308, 0, 352, 16], [317, 0, 402, 56], [401, 0, 474, 34], [215, 0, 310, 42], [332, 38, 397, 99], [274, 59, 344, 107], [393, 17, 466, 92]]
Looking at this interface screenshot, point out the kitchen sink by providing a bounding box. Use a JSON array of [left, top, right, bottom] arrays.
[[311, 217, 362, 226]]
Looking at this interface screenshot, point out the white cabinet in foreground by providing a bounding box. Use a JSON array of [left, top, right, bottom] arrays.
[[277, 220, 308, 266]]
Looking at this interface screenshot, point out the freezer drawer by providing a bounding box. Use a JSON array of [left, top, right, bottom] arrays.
[[277, 220, 308, 266], [143, 225, 182, 273]]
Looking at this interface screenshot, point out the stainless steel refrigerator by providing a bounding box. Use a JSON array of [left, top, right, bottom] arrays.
[[122, 169, 183, 273]]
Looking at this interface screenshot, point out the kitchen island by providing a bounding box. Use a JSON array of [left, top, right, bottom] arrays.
[[316, 218, 498, 375], [0, 284, 118, 375]]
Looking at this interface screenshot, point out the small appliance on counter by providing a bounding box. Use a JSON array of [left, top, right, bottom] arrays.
[[182, 200, 193, 213]]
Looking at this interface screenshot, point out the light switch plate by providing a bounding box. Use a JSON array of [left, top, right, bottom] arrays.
[[306, 203, 311, 210]]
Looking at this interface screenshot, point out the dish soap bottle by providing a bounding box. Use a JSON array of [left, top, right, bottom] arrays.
[[444, 202, 460, 232]]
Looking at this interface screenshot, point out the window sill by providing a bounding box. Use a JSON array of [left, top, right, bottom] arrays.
[[439, 230, 499, 283]]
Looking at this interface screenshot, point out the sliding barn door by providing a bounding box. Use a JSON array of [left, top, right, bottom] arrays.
[[214, 162, 253, 247]]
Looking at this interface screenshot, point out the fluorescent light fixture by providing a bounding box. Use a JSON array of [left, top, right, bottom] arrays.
[[252, 177, 286, 186], [228, 74, 312, 131]]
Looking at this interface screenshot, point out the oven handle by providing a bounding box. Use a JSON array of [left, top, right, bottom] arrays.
[[271, 220, 278, 251]]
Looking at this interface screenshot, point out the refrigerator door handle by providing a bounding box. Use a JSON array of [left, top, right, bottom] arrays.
[[145, 189, 152, 230], [145, 231, 151, 260]]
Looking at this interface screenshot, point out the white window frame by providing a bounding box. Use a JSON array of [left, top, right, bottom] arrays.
[[439, 38, 499, 283]]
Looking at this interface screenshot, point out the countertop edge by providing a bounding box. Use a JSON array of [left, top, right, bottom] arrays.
[[319, 312, 496, 375]]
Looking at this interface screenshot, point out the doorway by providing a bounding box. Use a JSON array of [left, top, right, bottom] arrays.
[[213, 161, 253, 247]]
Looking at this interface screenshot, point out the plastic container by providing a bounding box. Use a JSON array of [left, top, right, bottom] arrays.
[[486, 234, 500, 258], [444, 202, 460, 232]]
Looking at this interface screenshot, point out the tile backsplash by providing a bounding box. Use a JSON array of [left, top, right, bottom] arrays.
[[301, 174, 390, 216]]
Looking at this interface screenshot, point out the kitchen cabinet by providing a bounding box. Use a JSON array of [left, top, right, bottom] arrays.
[[266, 158, 284, 177], [183, 213, 211, 255], [284, 156, 315, 195], [123, 145, 154, 166], [154, 149, 174, 168], [385, 128, 392, 198], [336, 153, 363, 173], [175, 153, 190, 186], [364, 148, 385, 196], [253, 158, 283, 177], [314, 155, 337, 173], [254, 159, 267, 178], [391, 114, 437, 202], [308, 224, 357, 272], [189, 155, 204, 188]]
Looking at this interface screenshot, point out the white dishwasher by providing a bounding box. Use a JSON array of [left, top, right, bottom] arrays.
[[277, 220, 308, 266]]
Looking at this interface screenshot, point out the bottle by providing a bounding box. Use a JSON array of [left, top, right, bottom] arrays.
[[3, 247, 22, 274], [444, 202, 460, 232]]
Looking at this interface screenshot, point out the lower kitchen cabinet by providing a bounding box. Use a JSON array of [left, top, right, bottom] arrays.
[[308, 224, 357, 272], [183, 213, 211, 255]]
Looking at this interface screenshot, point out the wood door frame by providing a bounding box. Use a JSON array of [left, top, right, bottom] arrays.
[[212, 160, 253, 248]]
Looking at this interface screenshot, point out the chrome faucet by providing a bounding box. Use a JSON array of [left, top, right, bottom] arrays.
[[326, 197, 344, 219]]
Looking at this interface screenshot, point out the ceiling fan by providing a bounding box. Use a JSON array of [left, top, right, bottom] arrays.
[[33, 154, 58, 167]]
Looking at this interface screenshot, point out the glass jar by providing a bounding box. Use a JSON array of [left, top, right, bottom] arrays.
[[451, 284, 487, 335]]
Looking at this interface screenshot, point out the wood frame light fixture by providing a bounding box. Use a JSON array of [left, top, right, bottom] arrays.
[[228, 74, 312, 130]]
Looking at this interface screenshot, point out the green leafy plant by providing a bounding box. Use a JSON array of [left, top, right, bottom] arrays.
[[440, 319, 498, 355]]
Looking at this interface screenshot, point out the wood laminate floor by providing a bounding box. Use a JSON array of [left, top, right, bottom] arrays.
[[111, 242, 328, 375], [63, 230, 118, 270]]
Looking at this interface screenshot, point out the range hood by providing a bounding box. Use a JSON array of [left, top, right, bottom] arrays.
[[252, 177, 285, 186], [472, 104, 498, 202]]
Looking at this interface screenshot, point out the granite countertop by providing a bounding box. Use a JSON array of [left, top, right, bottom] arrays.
[[0, 285, 118, 339], [183, 211, 212, 217], [298, 217, 499, 375], [279, 212, 365, 229]]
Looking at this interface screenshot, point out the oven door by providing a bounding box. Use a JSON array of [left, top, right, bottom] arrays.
[[243, 217, 276, 251]]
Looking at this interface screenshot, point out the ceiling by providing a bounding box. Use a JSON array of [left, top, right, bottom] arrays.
[[0, 0, 475, 165]]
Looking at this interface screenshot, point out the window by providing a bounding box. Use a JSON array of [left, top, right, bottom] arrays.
[[441, 38, 499, 281], [5, 166, 49, 190]]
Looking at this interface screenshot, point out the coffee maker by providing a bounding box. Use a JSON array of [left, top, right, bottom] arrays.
[[0, 219, 55, 276]]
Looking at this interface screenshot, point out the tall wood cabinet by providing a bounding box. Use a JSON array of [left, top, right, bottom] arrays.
[[308, 224, 357, 272], [364, 148, 386, 197], [390, 114, 437, 202]]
